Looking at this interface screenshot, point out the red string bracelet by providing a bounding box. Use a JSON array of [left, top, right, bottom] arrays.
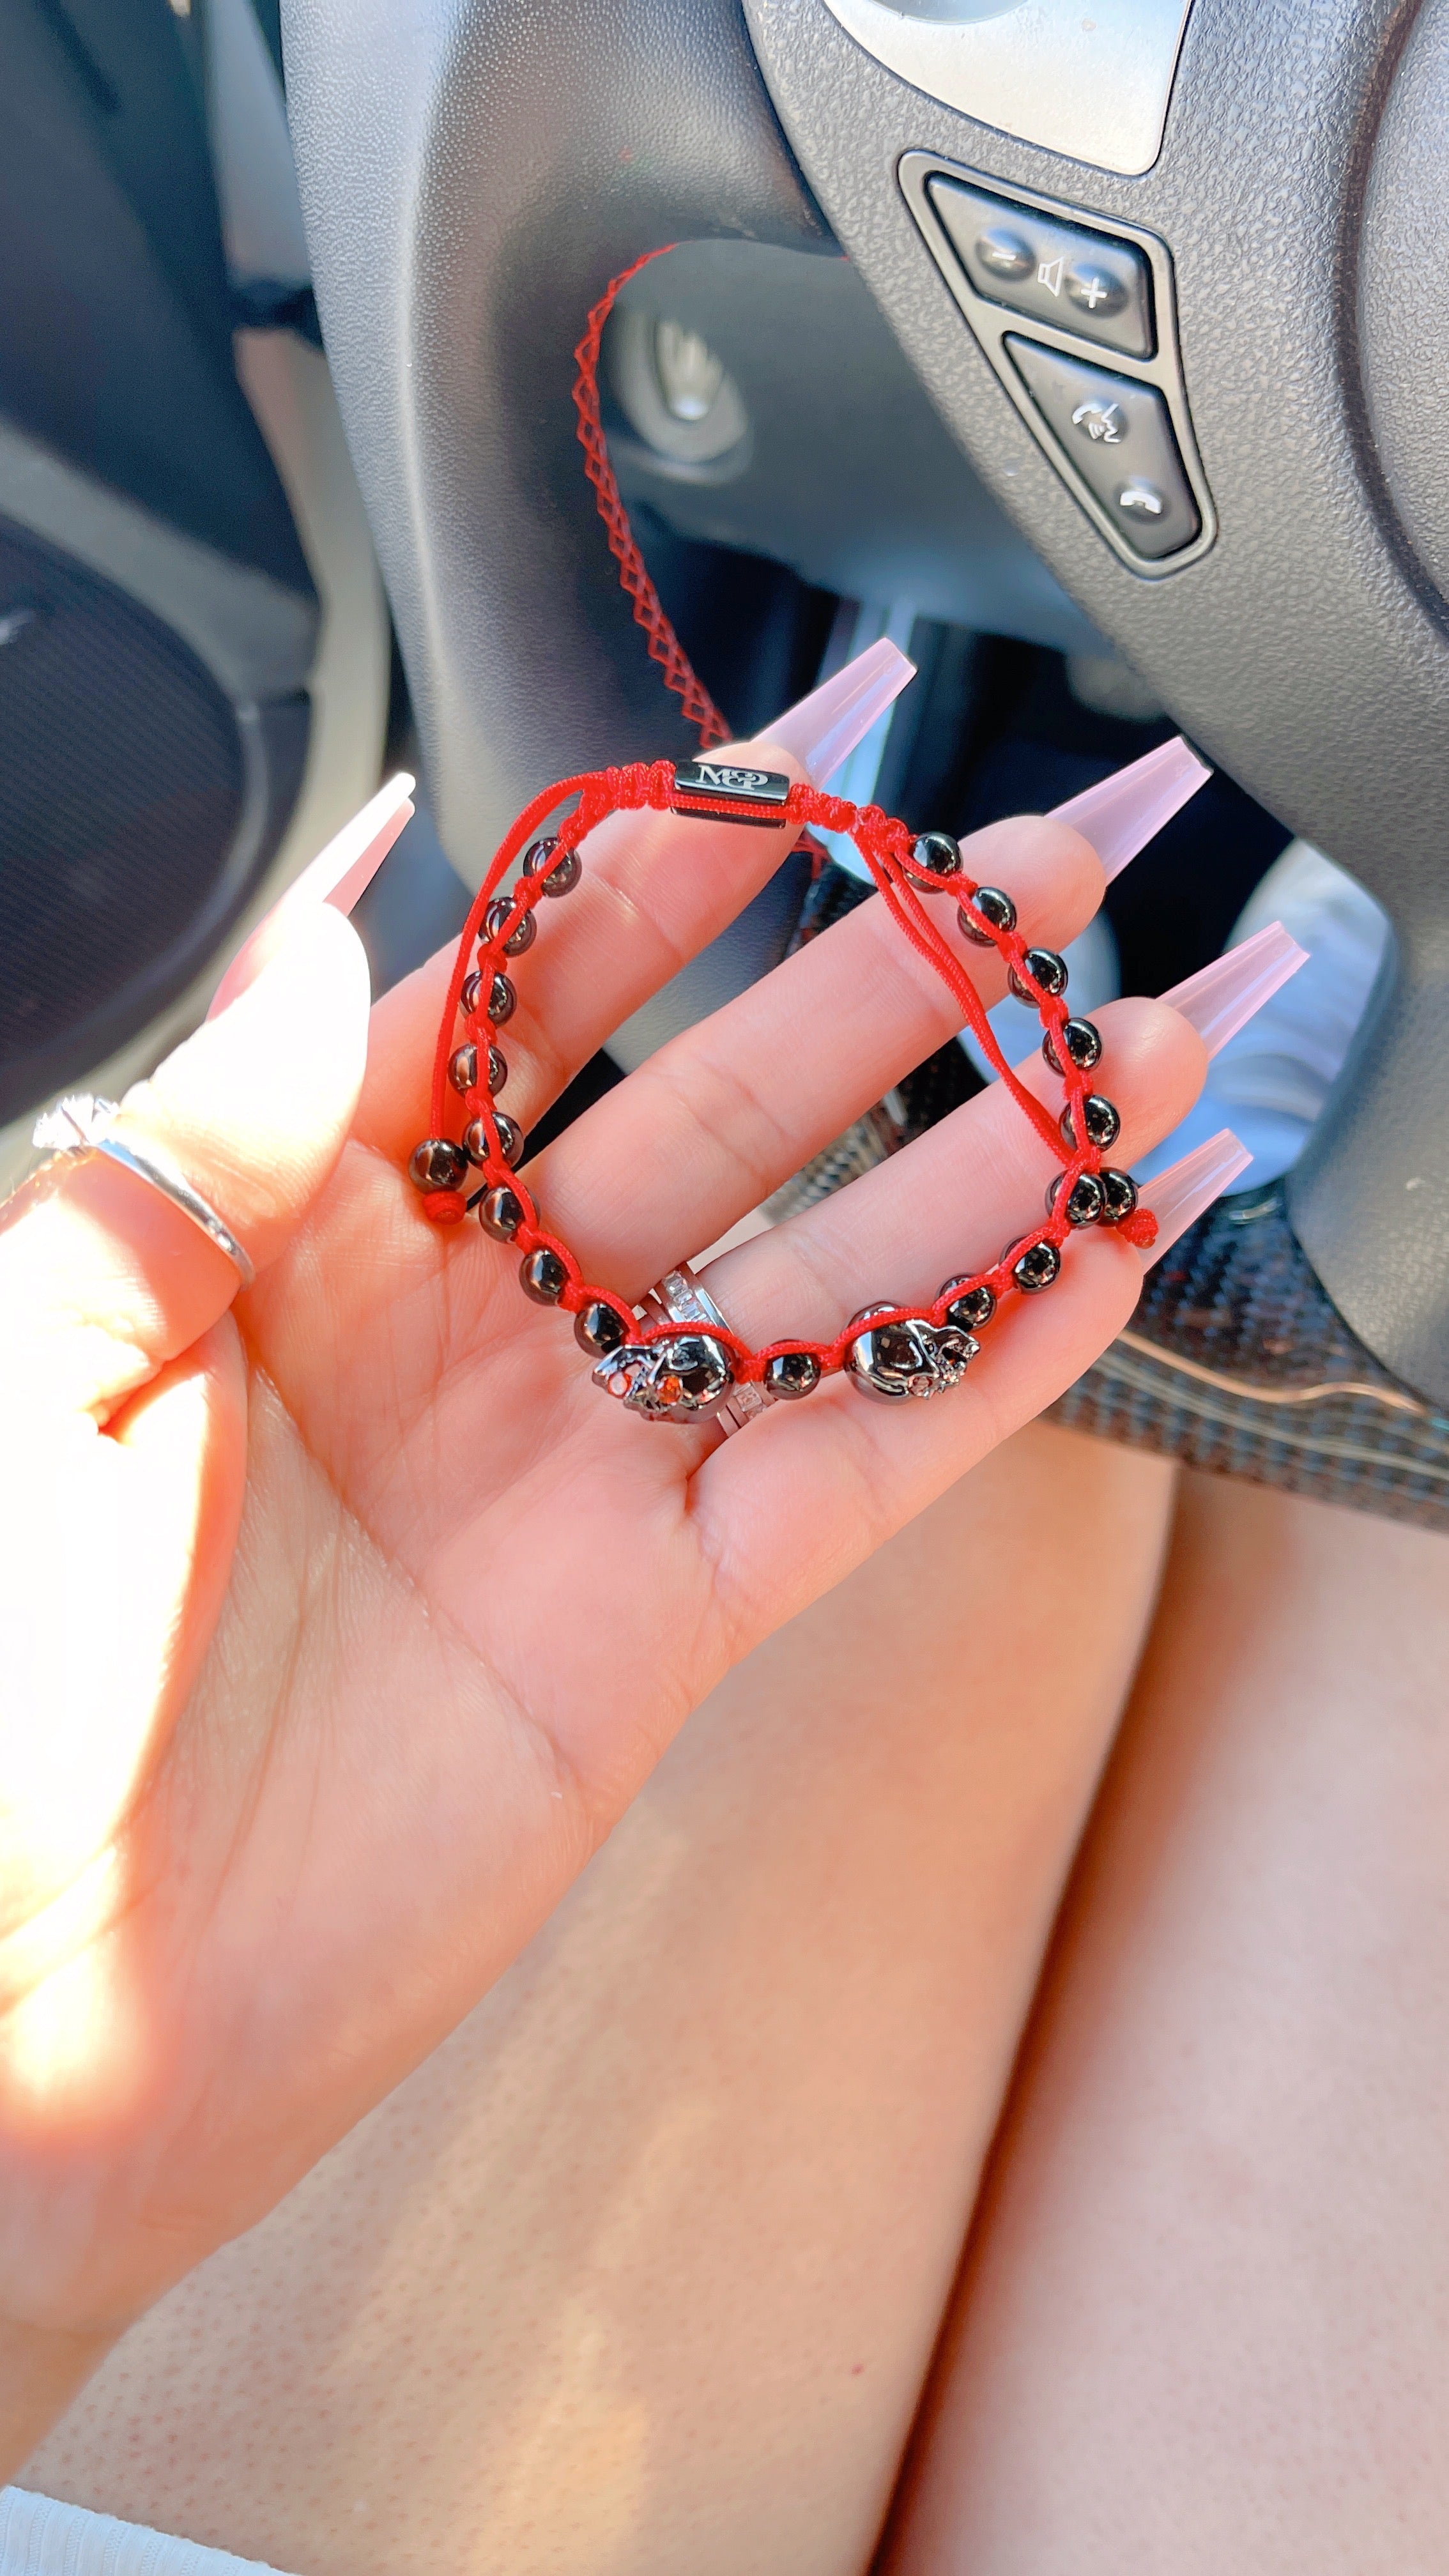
[[406, 758, 1157, 1423], [406, 258, 1154, 1422]]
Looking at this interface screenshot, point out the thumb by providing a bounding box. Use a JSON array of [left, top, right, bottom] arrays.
[[1, 902, 372, 1422]]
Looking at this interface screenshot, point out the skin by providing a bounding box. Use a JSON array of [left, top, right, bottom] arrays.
[[881, 1471, 1449, 2576], [0, 735, 1205, 2472]]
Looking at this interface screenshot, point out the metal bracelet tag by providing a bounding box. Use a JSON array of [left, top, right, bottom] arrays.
[[671, 760, 792, 824]]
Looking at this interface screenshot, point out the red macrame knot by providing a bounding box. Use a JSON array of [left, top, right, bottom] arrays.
[[422, 1192, 468, 1226], [1119, 1208, 1159, 1250]]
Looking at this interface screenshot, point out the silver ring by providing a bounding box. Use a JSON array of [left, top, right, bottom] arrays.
[[31, 1094, 257, 1289], [644, 1262, 767, 1436]]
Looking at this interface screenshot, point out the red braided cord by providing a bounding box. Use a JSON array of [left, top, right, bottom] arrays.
[[573, 254, 732, 750], [417, 764, 1158, 1364]]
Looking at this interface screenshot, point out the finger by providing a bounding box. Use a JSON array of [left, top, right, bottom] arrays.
[[530, 815, 1103, 1291], [702, 994, 1207, 1350], [352, 735, 813, 1162], [353, 640, 916, 1161], [685, 1002, 1206, 1640], [0, 903, 371, 1419], [206, 773, 415, 1020]]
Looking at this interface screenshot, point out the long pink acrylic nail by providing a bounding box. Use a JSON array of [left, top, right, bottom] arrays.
[[759, 636, 916, 786], [1160, 921, 1308, 1059], [1138, 1128, 1252, 1262], [1050, 737, 1211, 881], [206, 772, 416, 1018]]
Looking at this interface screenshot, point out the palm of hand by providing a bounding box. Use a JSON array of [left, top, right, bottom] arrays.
[[0, 778, 1203, 2349]]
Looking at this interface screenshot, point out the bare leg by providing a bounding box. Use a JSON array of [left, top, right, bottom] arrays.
[[26, 1428, 1172, 2576], [884, 1473, 1449, 2576]]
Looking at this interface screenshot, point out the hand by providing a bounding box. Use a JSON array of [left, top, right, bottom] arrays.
[[0, 746, 1207, 2452]]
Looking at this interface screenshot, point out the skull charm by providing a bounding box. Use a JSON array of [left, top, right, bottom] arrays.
[[592, 1330, 737, 1423], [843, 1308, 979, 1404]]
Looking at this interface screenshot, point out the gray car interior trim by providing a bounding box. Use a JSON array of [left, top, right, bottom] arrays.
[[0, 417, 318, 704], [816, 0, 1197, 177], [742, 0, 1449, 1407]]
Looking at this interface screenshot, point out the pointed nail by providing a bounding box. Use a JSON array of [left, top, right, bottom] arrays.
[[1138, 1128, 1252, 1261], [758, 637, 916, 786], [206, 774, 415, 1019], [1160, 921, 1308, 1059], [1050, 737, 1211, 882]]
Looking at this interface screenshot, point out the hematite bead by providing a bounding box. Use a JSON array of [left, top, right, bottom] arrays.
[[448, 1041, 478, 1095], [1012, 1240, 1062, 1293], [483, 898, 537, 956], [520, 1246, 569, 1303], [765, 1349, 822, 1401], [408, 1137, 469, 1193], [1043, 1015, 1102, 1075], [461, 968, 483, 1017], [487, 1045, 508, 1096], [1046, 1170, 1107, 1227], [1059, 1092, 1121, 1150], [939, 1275, 997, 1330], [479, 1184, 525, 1241], [487, 970, 516, 1024], [523, 836, 582, 897], [1099, 1167, 1139, 1223], [957, 885, 1017, 945], [468, 1112, 524, 1167], [909, 831, 963, 884], [1008, 946, 1069, 1002], [575, 1299, 628, 1356]]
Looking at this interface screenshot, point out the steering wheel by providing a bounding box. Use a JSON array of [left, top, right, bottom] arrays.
[[278, 0, 1449, 1494]]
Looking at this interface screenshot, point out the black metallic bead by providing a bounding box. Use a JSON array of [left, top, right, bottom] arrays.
[[467, 1112, 525, 1168], [483, 897, 537, 957], [461, 968, 483, 1017], [908, 831, 963, 884], [764, 1349, 822, 1402], [523, 836, 582, 897], [574, 1299, 628, 1357], [939, 1275, 997, 1331], [1042, 1015, 1103, 1075], [1011, 1240, 1062, 1293], [1098, 1167, 1139, 1223], [1008, 946, 1069, 1002], [448, 1041, 479, 1095], [956, 884, 1017, 945], [479, 1184, 525, 1241], [408, 1137, 469, 1193], [487, 1045, 508, 1096], [519, 1246, 569, 1303], [1046, 1169, 1107, 1227], [1059, 1091, 1121, 1150], [487, 970, 516, 1024]]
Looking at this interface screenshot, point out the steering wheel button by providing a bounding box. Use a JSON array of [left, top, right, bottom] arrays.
[[1066, 260, 1129, 319], [1071, 398, 1128, 445], [1005, 337, 1201, 561], [976, 226, 1035, 280], [927, 177, 1154, 359], [1117, 480, 1167, 519]]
